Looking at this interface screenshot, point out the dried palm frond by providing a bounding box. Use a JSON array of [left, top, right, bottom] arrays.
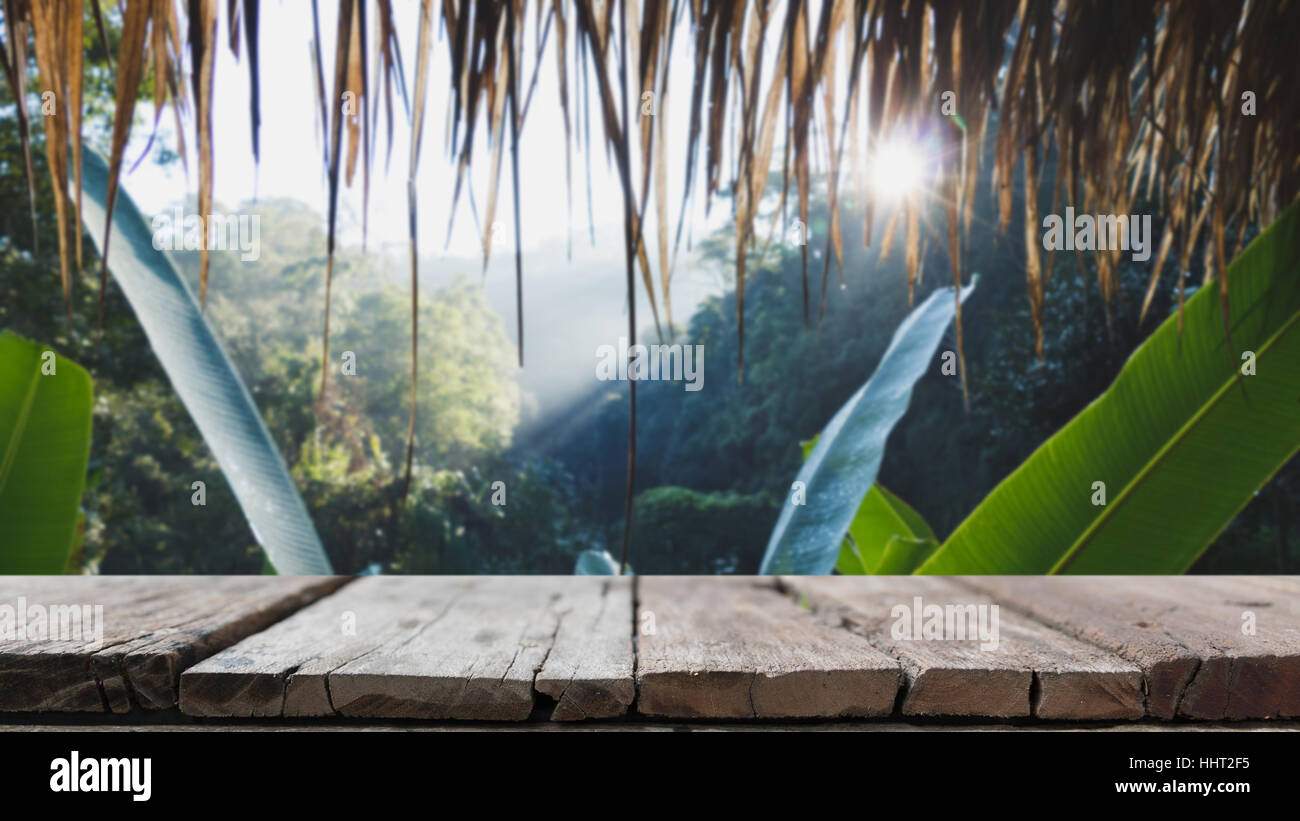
[[12, 0, 1299, 371], [1, 0, 39, 254], [401, 0, 433, 501], [20, 0, 83, 327]]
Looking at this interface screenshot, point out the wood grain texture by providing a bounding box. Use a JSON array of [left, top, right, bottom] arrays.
[[181, 577, 634, 721], [635, 577, 902, 719], [7, 576, 1295, 724], [0, 576, 347, 713], [785, 577, 1144, 720], [961, 576, 1300, 720], [534, 578, 634, 720]]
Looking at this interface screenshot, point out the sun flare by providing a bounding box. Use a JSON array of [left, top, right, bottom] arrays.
[[868, 139, 928, 200]]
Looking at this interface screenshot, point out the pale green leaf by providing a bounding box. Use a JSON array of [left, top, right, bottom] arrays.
[[761, 279, 976, 574], [79, 148, 332, 574]]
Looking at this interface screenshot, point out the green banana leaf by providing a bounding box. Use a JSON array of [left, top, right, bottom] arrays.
[[798, 435, 938, 574], [760, 278, 976, 574], [836, 485, 937, 573], [870, 535, 941, 574], [79, 149, 332, 574], [921, 201, 1300, 573], [574, 549, 622, 575], [0, 333, 93, 573]]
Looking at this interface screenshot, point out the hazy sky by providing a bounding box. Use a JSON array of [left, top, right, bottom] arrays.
[[121, 1, 734, 263], [114, 2, 762, 423]]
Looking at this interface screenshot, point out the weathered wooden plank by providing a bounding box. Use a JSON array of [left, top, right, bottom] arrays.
[[635, 577, 902, 719], [0, 576, 348, 713], [534, 579, 634, 720], [962, 576, 1300, 720], [181, 576, 450, 717], [785, 577, 1144, 720], [181, 577, 634, 721], [15, 575, 1290, 724]]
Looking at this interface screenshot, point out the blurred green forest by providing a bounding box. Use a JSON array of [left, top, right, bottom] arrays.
[[1, 18, 1295, 574], [1, 39, 596, 573], [540, 185, 1299, 574]]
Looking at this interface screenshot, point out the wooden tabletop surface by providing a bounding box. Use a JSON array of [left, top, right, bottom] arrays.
[[2, 575, 1297, 725]]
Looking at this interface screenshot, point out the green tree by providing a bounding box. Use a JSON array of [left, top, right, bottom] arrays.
[[614, 486, 779, 574]]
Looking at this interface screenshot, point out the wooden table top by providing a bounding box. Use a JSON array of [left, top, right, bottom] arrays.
[[2, 575, 1297, 725]]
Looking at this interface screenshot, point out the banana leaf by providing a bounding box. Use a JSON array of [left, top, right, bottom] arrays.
[[0, 332, 93, 573], [796, 435, 938, 574], [79, 148, 332, 574], [870, 535, 941, 574], [921, 201, 1300, 573], [836, 485, 937, 573], [761, 279, 975, 574]]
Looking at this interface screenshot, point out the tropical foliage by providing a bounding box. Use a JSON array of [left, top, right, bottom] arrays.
[[759, 279, 973, 574], [2, 3, 1299, 575], [4, 1, 1296, 565], [920, 200, 1300, 574], [0, 331, 92, 572], [549, 189, 1300, 574], [769, 200, 1300, 575], [80, 147, 332, 573]]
